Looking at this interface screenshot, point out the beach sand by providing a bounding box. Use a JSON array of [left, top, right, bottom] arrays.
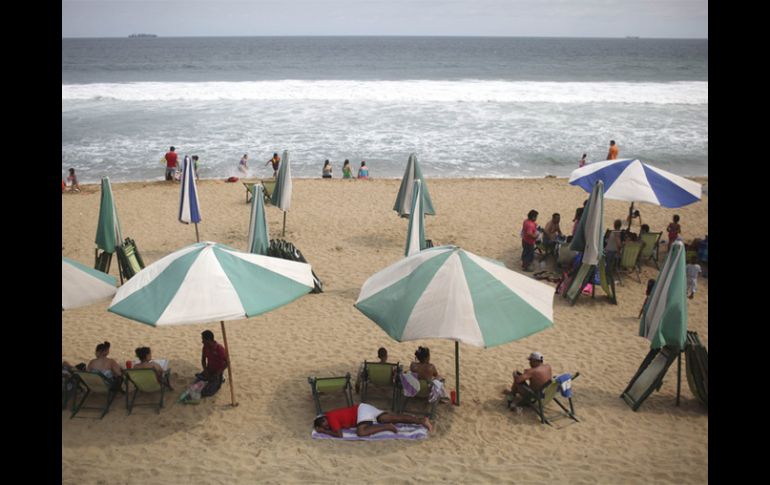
[[62, 177, 708, 484]]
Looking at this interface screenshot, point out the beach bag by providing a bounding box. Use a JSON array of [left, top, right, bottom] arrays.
[[226, 176, 239, 183]]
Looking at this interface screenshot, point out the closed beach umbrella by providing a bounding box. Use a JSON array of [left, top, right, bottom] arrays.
[[62, 256, 117, 310], [640, 239, 688, 349], [394, 153, 435, 217], [179, 155, 202, 242], [569, 158, 702, 229], [247, 184, 269, 255], [95, 177, 123, 269], [355, 246, 554, 405], [109, 241, 315, 405], [404, 180, 426, 257], [270, 149, 293, 236], [566, 180, 614, 304]]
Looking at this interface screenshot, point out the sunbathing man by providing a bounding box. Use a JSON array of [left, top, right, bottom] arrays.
[[505, 351, 552, 412], [313, 402, 433, 437]]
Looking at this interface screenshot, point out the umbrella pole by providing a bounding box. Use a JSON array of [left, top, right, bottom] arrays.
[[626, 202, 634, 231], [220, 321, 238, 407], [676, 349, 682, 407], [194, 223, 200, 243], [282, 212, 287, 237], [455, 341, 460, 406]]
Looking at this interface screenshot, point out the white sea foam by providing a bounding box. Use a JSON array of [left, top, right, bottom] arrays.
[[62, 80, 708, 105]]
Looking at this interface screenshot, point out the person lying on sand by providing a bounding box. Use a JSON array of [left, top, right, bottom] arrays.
[[314, 403, 433, 437]]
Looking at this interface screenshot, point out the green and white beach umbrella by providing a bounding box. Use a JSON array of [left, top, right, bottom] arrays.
[[62, 257, 117, 310], [640, 239, 688, 349], [247, 184, 269, 255], [355, 246, 554, 405], [109, 241, 314, 406], [404, 180, 426, 257], [394, 153, 435, 217], [95, 176, 123, 254], [270, 149, 292, 236]]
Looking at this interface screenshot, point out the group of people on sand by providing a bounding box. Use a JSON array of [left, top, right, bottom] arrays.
[[63, 330, 229, 400], [322, 159, 370, 179], [163, 146, 201, 182], [314, 345, 554, 437]]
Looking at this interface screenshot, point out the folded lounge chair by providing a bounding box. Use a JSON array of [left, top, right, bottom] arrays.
[[509, 372, 580, 425], [116, 237, 146, 283], [308, 373, 353, 415], [685, 331, 708, 408], [70, 371, 118, 419], [621, 346, 681, 411], [125, 368, 167, 414], [360, 362, 401, 411]]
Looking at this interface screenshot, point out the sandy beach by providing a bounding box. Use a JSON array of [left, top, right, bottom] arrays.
[[62, 176, 708, 484]]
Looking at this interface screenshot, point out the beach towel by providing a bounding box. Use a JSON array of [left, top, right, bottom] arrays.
[[400, 371, 420, 397], [311, 424, 428, 441], [555, 373, 573, 398], [428, 379, 447, 403]]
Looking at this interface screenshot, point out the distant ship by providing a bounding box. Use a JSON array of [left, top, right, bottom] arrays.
[[625, 36, 640, 39], [128, 33, 158, 38]]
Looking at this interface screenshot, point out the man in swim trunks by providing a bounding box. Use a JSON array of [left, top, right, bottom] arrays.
[[505, 351, 553, 412], [313, 403, 433, 437], [265, 152, 281, 178]]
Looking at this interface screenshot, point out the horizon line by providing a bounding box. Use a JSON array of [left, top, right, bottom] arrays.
[[62, 34, 708, 41]]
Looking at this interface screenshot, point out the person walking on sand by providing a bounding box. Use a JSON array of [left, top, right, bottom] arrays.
[[314, 402, 432, 437], [164, 146, 178, 181], [607, 140, 619, 160], [666, 215, 682, 251], [265, 152, 280, 178]]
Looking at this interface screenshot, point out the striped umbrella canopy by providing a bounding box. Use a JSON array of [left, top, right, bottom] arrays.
[[62, 257, 117, 310], [568, 158, 702, 208], [178, 155, 202, 242], [270, 150, 293, 236], [247, 184, 269, 255], [404, 180, 426, 257], [566, 180, 615, 304], [355, 245, 554, 405], [95, 176, 123, 254], [640, 239, 688, 349], [108, 241, 314, 405], [394, 153, 435, 217]]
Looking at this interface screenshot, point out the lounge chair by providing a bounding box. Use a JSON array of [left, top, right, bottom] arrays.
[[70, 371, 118, 419], [685, 331, 708, 408], [621, 346, 680, 411], [94, 249, 113, 274], [116, 237, 145, 282], [639, 231, 663, 269], [308, 373, 353, 415], [244, 180, 276, 204], [510, 372, 580, 425], [124, 369, 167, 414], [396, 370, 437, 419], [617, 240, 644, 284], [360, 362, 401, 411]]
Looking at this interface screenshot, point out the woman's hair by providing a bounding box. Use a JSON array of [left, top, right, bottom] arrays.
[[415, 346, 430, 363], [324, 160, 330, 166], [68, 167, 75, 174], [135, 346, 151, 361], [95, 341, 110, 353], [640, 224, 650, 233], [361, 161, 366, 166]]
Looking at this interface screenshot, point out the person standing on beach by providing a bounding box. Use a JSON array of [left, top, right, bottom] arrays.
[[579, 153, 587, 167], [192, 155, 200, 181], [66, 168, 81, 192], [265, 152, 280, 178], [164, 146, 178, 181], [666, 215, 682, 251], [607, 140, 618, 160], [520, 210, 539, 272]]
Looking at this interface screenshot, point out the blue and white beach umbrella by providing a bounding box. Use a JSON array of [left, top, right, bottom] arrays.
[[62, 257, 117, 310], [568, 158, 702, 208], [179, 155, 202, 242], [355, 246, 554, 405]]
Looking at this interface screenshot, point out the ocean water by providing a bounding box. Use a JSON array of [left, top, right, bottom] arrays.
[[62, 37, 708, 183]]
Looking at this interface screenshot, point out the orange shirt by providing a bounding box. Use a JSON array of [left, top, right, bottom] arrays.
[[608, 145, 619, 160]]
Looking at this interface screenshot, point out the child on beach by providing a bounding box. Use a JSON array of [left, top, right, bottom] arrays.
[[66, 168, 81, 192], [357, 161, 370, 179], [686, 257, 702, 299], [192, 155, 200, 181], [666, 215, 681, 251], [639, 278, 656, 318], [342, 159, 353, 179], [239, 154, 249, 176]]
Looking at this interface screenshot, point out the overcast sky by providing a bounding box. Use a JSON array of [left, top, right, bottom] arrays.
[[62, 0, 708, 39]]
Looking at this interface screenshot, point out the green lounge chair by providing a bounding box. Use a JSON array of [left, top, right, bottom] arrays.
[[308, 373, 353, 415], [396, 370, 437, 419], [125, 368, 167, 414], [70, 371, 118, 419], [639, 231, 663, 269], [509, 372, 580, 426], [617, 240, 644, 284], [116, 237, 145, 282], [244, 180, 276, 204], [621, 346, 680, 411], [360, 362, 401, 411]]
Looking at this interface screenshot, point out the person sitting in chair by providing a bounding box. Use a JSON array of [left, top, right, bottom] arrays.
[[86, 341, 123, 391], [133, 346, 165, 382], [409, 346, 449, 403], [505, 351, 552, 412], [313, 402, 433, 437], [354, 346, 391, 393]]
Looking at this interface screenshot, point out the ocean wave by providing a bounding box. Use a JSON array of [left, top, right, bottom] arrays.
[[62, 80, 707, 105]]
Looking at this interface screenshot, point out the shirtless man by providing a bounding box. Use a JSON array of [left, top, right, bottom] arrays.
[[506, 351, 552, 411], [313, 402, 432, 437], [265, 152, 281, 178], [542, 213, 563, 255]]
